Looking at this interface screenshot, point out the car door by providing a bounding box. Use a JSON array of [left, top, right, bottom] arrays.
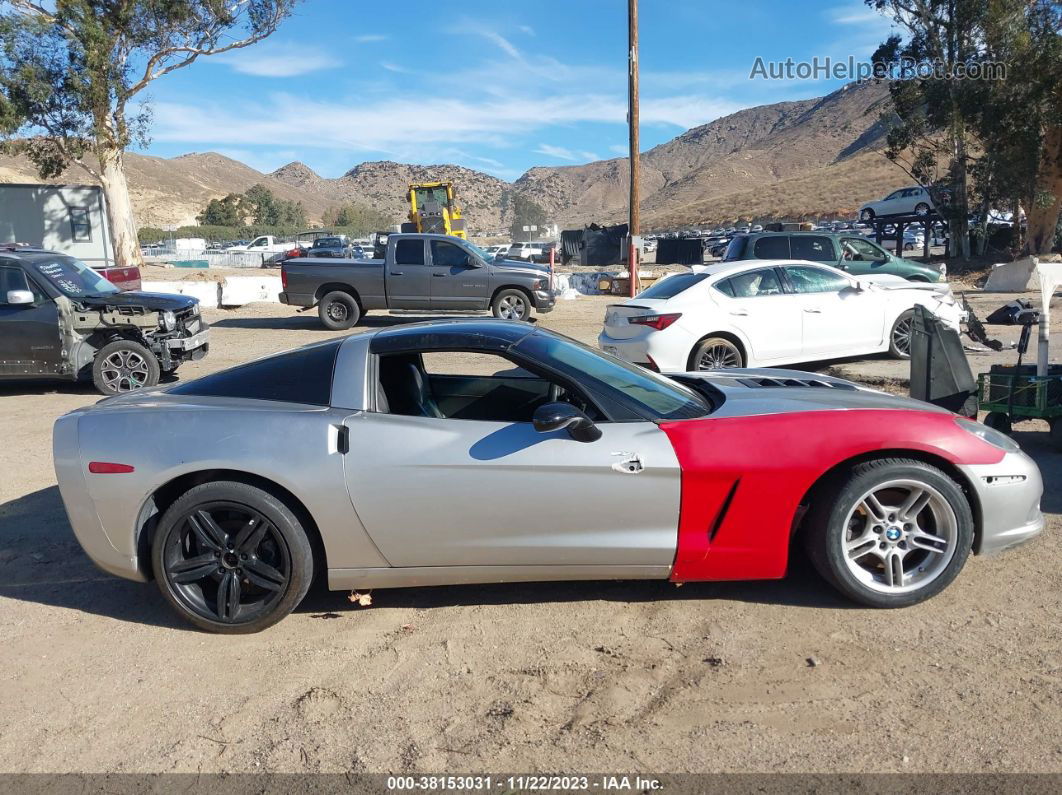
[[713, 266, 802, 361], [840, 237, 893, 276], [428, 239, 489, 310], [341, 350, 680, 568], [782, 264, 885, 357], [0, 265, 63, 377], [386, 238, 431, 309]]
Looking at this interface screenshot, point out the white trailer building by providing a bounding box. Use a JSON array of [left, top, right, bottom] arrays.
[[0, 183, 113, 266]]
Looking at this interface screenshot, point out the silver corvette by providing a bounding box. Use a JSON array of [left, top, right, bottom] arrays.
[[54, 320, 1042, 633]]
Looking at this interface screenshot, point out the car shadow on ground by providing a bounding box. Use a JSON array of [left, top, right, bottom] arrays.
[[0, 380, 97, 398], [0, 486, 187, 630]]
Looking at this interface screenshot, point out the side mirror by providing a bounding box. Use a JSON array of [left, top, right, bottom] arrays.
[[494, 251, 506, 262], [854, 280, 867, 292], [532, 402, 602, 443], [5, 289, 34, 306]]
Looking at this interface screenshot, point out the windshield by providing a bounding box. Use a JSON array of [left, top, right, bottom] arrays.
[[515, 330, 709, 421], [314, 237, 343, 248], [33, 258, 119, 298], [464, 242, 493, 261]]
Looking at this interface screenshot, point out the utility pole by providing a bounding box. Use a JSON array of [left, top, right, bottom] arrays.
[[627, 0, 640, 298]]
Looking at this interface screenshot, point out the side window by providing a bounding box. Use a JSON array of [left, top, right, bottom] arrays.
[[395, 239, 425, 266], [69, 208, 92, 242], [421, 351, 532, 377], [842, 237, 885, 261], [714, 278, 736, 298], [785, 266, 851, 294], [727, 268, 783, 298], [752, 236, 790, 259], [790, 236, 834, 261], [430, 241, 471, 268], [0, 265, 31, 302]]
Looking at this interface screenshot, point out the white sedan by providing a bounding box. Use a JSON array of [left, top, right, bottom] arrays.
[[859, 186, 936, 222], [597, 259, 964, 371]]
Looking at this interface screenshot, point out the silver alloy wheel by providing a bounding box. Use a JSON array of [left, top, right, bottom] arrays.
[[892, 315, 913, 355], [841, 478, 958, 594], [696, 341, 741, 369], [100, 349, 150, 392], [915, 202, 930, 216], [497, 294, 527, 320]]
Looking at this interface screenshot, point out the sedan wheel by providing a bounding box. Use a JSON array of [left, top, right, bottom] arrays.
[[152, 481, 313, 633], [888, 310, 914, 359], [692, 337, 743, 370], [805, 458, 972, 607], [860, 208, 875, 223], [914, 202, 930, 216]]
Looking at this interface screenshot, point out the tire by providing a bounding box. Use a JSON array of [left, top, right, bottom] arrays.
[[690, 336, 744, 370], [860, 208, 875, 223], [92, 339, 160, 396], [888, 309, 914, 359], [983, 412, 1012, 435], [152, 481, 314, 634], [491, 288, 532, 321], [914, 202, 930, 216], [317, 290, 361, 330], [804, 458, 973, 608]]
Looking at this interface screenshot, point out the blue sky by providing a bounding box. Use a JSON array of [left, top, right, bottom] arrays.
[[141, 0, 897, 181]]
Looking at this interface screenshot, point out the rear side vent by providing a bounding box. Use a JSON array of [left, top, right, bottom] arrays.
[[736, 377, 857, 391]]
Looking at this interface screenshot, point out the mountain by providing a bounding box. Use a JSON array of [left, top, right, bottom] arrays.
[[0, 80, 912, 234]]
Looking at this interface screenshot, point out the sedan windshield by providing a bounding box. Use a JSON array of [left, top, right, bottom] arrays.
[[515, 330, 710, 421], [33, 258, 119, 298]]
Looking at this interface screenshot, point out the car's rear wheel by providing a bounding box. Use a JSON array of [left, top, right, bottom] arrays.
[[492, 289, 531, 321], [914, 202, 931, 216], [690, 336, 744, 370], [804, 458, 973, 607], [318, 290, 361, 330], [152, 481, 314, 633], [888, 309, 914, 359], [92, 339, 160, 396]]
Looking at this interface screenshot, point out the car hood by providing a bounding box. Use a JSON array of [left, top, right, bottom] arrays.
[[79, 291, 198, 313], [490, 259, 551, 277], [670, 368, 951, 420]]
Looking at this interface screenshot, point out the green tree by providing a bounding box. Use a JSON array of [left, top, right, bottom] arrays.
[[242, 184, 277, 225], [0, 1, 298, 268], [196, 193, 243, 226], [509, 193, 547, 241], [323, 201, 393, 234]]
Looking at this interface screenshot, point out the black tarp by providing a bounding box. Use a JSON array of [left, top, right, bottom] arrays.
[[582, 222, 627, 266], [656, 237, 705, 265], [560, 229, 583, 263], [909, 305, 977, 416]]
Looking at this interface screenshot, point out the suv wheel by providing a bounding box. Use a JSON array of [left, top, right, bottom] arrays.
[[92, 339, 160, 395]]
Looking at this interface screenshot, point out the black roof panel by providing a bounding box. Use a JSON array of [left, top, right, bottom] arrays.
[[368, 319, 538, 354]]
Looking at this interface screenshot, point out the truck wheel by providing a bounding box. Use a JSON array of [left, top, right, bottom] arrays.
[[92, 339, 160, 395], [491, 289, 532, 321], [317, 291, 361, 330]]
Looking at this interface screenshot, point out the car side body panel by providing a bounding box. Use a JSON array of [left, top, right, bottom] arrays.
[[659, 408, 1006, 582]]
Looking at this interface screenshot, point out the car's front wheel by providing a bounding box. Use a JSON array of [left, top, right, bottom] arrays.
[[888, 309, 914, 359], [318, 290, 361, 330], [860, 208, 875, 223], [492, 289, 532, 321], [152, 481, 314, 633], [92, 339, 161, 395], [804, 458, 973, 607]]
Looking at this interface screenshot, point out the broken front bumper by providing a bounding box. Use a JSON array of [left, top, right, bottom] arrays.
[[164, 327, 210, 352]]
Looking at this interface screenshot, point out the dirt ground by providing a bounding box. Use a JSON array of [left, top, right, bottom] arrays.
[[0, 291, 1060, 775]]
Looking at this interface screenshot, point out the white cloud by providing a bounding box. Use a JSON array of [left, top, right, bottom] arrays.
[[609, 144, 629, 156], [518, 25, 535, 36], [380, 61, 413, 74], [215, 43, 340, 78], [534, 144, 578, 161], [355, 34, 388, 43]]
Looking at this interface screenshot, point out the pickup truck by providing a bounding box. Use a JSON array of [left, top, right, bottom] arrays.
[[224, 235, 294, 254], [280, 233, 555, 329]]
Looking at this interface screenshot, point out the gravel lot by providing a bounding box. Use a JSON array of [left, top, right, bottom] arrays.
[[0, 288, 1059, 775]]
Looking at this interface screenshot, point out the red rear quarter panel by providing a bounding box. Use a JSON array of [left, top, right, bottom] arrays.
[[659, 409, 1003, 582]]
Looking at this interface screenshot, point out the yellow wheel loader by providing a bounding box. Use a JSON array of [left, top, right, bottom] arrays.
[[403, 181, 466, 239]]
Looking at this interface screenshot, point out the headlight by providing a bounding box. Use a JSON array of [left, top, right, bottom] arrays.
[[533, 278, 547, 290], [161, 311, 176, 331], [938, 263, 947, 276], [955, 417, 1021, 453]]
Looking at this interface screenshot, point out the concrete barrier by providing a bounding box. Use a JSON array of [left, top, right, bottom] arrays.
[[983, 256, 1038, 292], [220, 275, 283, 307], [141, 280, 220, 306]]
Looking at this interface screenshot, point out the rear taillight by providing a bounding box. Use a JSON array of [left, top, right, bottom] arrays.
[[628, 313, 681, 331], [281, 268, 288, 288]]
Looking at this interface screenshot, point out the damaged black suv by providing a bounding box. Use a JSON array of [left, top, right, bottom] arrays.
[[0, 248, 209, 395]]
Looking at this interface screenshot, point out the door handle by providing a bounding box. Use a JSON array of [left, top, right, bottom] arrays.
[[389, 271, 404, 276], [729, 310, 749, 316], [432, 272, 446, 277], [803, 308, 823, 313]]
